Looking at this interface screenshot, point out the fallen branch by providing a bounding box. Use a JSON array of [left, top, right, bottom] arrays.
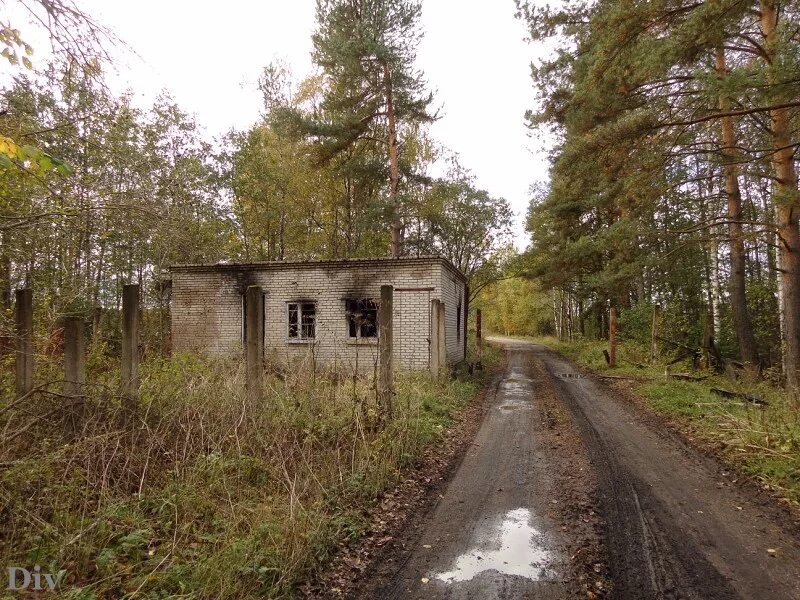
[[710, 388, 768, 406], [669, 373, 708, 382], [596, 374, 656, 381]]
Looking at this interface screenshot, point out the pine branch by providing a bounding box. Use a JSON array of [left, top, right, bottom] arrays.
[[658, 101, 800, 127]]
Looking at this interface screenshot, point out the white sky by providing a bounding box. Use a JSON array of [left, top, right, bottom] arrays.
[[27, 0, 552, 246]]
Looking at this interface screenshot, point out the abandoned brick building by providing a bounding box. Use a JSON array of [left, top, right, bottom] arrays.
[[168, 256, 468, 371]]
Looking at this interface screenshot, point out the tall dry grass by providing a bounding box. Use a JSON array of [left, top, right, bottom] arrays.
[[0, 348, 488, 598]]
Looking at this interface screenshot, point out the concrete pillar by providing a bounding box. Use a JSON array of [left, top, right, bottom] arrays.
[[14, 288, 33, 398], [476, 308, 483, 369], [437, 301, 447, 374], [245, 286, 264, 401], [63, 315, 86, 435], [378, 285, 394, 417], [430, 299, 441, 376], [121, 284, 140, 413]]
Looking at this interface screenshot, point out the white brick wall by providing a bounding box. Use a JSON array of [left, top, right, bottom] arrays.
[[171, 257, 467, 371]]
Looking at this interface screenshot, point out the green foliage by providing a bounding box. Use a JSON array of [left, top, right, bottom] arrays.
[[516, 0, 800, 371], [262, 0, 437, 258], [308, 0, 435, 155], [407, 160, 513, 288], [478, 278, 554, 337]]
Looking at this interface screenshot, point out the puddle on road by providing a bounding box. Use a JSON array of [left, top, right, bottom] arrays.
[[435, 508, 554, 584], [508, 367, 533, 381], [498, 376, 534, 412], [500, 380, 533, 395]]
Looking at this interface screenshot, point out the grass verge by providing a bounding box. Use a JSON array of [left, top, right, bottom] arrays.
[[0, 345, 500, 599], [530, 336, 800, 506]]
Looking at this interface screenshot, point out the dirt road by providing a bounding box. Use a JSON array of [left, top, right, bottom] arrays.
[[364, 339, 800, 599]]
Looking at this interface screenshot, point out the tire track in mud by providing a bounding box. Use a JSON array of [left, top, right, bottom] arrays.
[[534, 343, 800, 600], [360, 339, 607, 599], [352, 339, 800, 599]]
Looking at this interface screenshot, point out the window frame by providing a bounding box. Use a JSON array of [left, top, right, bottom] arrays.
[[286, 300, 317, 341]]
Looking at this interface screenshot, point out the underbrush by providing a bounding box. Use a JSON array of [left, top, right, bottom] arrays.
[[0, 347, 497, 598], [531, 336, 800, 505]]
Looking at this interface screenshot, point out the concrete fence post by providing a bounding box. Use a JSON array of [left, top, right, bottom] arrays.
[[63, 315, 86, 435], [476, 308, 483, 369], [430, 299, 441, 376], [14, 288, 33, 398], [245, 285, 264, 402], [121, 284, 140, 417], [378, 285, 394, 417], [437, 301, 447, 377]]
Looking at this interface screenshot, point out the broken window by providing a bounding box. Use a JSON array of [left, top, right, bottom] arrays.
[[288, 301, 316, 340], [345, 299, 378, 339]]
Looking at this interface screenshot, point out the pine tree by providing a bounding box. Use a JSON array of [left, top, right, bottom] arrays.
[[303, 0, 436, 257]]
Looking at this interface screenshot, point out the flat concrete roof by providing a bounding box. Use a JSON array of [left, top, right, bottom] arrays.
[[169, 255, 467, 283]]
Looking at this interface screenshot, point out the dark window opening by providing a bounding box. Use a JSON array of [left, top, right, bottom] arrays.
[[456, 299, 462, 342], [288, 302, 316, 339], [346, 299, 378, 339]]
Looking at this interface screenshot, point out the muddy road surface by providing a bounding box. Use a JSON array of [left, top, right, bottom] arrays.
[[363, 339, 800, 600]]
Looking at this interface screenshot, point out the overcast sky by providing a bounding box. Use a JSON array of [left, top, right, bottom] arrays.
[[44, 0, 551, 245]]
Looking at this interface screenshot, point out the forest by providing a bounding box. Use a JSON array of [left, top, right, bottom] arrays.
[[0, 1, 512, 358], [506, 0, 800, 395], [1, 0, 800, 596]]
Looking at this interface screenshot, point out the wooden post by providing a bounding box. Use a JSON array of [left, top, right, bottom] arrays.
[[608, 305, 618, 368], [650, 304, 661, 362], [476, 308, 483, 369], [63, 316, 86, 436], [245, 286, 264, 401], [14, 288, 34, 398], [121, 284, 140, 415], [378, 285, 394, 417], [437, 301, 447, 375]]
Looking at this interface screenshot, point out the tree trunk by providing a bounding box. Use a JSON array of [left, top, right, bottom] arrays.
[[760, 1, 800, 394], [650, 304, 661, 362], [710, 238, 722, 337], [384, 61, 402, 258], [609, 305, 618, 368], [0, 232, 11, 357], [553, 291, 561, 339], [716, 48, 760, 374]]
